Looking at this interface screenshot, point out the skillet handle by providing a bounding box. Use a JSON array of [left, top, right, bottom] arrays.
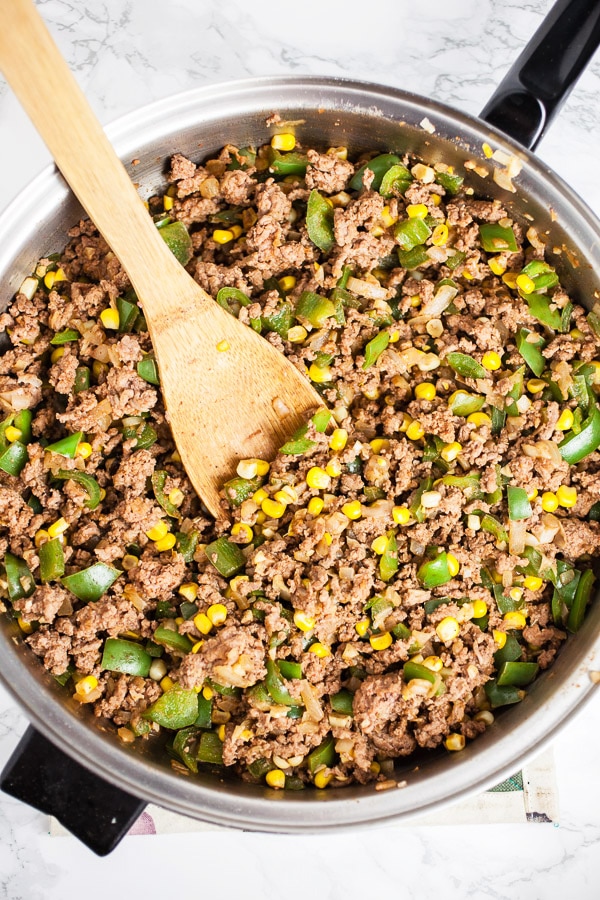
[[0, 725, 146, 856], [480, 0, 600, 149]]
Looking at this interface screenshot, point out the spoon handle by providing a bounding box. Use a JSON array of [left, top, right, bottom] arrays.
[[0, 0, 197, 306]]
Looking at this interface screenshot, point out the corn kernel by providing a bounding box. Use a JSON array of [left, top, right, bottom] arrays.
[[146, 520, 168, 542], [406, 204, 428, 218], [509, 587, 523, 603], [370, 225, 385, 237], [229, 575, 249, 601], [329, 428, 348, 452], [516, 273, 536, 294], [541, 491, 559, 512], [410, 295, 421, 307], [523, 576, 543, 592], [261, 498, 286, 518], [121, 553, 139, 572], [294, 610, 316, 632], [415, 382, 436, 401], [482, 142, 494, 158], [75, 675, 98, 698], [488, 257, 506, 276], [381, 206, 398, 228], [398, 412, 413, 432], [467, 412, 491, 427], [503, 610, 527, 630], [406, 420, 425, 441], [371, 535, 388, 555], [440, 441, 462, 462], [308, 363, 333, 383], [481, 351, 502, 371], [16, 614, 33, 634], [556, 485, 577, 508], [527, 488, 538, 502], [493, 629, 507, 648], [370, 632, 393, 651], [216, 724, 227, 742], [34, 529, 50, 548], [321, 532, 333, 547], [213, 229, 234, 244], [287, 325, 308, 343], [44, 270, 56, 290], [325, 458, 342, 478], [202, 686, 214, 700], [446, 553, 460, 577], [462, 271, 474, 280], [4, 425, 22, 443], [306, 466, 331, 490], [527, 378, 546, 394], [206, 603, 227, 627], [194, 613, 213, 635], [231, 522, 254, 544], [307, 496, 324, 516], [265, 769, 286, 789], [431, 223, 449, 246], [178, 582, 198, 602], [278, 275, 297, 293], [163, 194, 174, 211], [445, 733, 466, 751], [342, 500, 362, 520], [100, 307, 120, 330], [370, 438, 390, 453], [314, 769, 333, 789], [160, 676, 175, 692], [355, 617, 370, 637], [468, 599, 487, 619], [155, 533, 176, 552], [423, 655, 444, 672], [252, 488, 268, 505], [216, 339, 230, 352], [50, 347, 65, 363], [392, 506, 411, 525], [48, 517, 69, 538], [271, 133, 296, 152], [556, 408, 575, 431], [502, 272, 519, 289], [309, 642, 331, 658], [436, 616, 460, 642]]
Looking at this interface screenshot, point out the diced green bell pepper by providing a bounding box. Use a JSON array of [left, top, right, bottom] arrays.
[[143, 686, 199, 729], [101, 637, 152, 677], [306, 190, 335, 253], [62, 562, 120, 602], [204, 537, 245, 577]]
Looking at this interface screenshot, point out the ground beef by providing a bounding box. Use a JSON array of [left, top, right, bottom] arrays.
[[178, 625, 266, 689], [1, 137, 598, 796], [305, 150, 354, 194]]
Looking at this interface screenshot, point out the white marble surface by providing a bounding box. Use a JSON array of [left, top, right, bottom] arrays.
[[1, 0, 600, 894]]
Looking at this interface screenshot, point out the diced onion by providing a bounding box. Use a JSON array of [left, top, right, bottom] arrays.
[[300, 683, 324, 722], [509, 518, 526, 555], [420, 283, 458, 319], [346, 276, 388, 301]]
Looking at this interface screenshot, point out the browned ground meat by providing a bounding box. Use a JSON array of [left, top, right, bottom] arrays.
[[1, 137, 598, 794]]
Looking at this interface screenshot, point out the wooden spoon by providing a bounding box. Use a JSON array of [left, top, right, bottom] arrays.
[[0, 0, 320, 518]]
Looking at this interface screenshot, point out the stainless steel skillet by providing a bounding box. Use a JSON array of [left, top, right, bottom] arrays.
[[0, 0, 599, 855]]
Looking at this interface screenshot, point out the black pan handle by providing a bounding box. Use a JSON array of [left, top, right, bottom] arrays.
[[1, 725, 146, 855], [480, 0, 600, 149]]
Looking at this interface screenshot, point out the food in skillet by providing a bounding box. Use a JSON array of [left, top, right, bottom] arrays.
[[0, 136, 598, 791]]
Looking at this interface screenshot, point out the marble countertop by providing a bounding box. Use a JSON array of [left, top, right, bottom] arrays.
[[1, 0, 600, 895]]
